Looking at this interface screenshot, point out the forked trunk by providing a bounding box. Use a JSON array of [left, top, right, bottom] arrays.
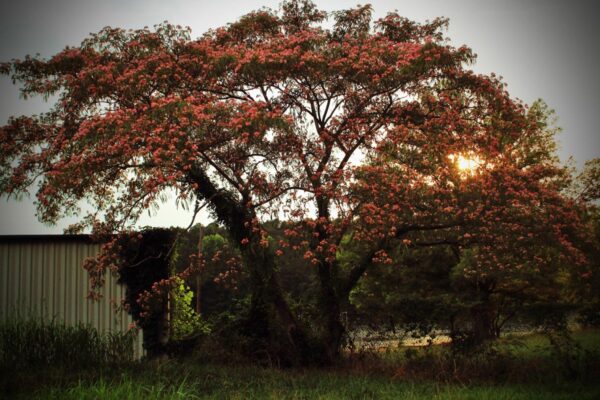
[[242, 238, 318, 366], [190, 168, 314, 364]]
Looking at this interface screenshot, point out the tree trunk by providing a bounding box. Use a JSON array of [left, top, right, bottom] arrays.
[[471, 299, 498, 345], [316, 259, 345, 362], [195, 225, 204, 315], [312, 197, 345, 362]]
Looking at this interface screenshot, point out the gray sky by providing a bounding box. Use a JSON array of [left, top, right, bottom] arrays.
[[1, 0, 599, 234]]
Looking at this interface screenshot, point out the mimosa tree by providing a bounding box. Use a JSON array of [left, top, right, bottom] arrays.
[[0, 1, 586, 363]]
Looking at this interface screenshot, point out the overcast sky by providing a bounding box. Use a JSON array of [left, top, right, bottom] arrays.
[[1, 0, 599, 234]]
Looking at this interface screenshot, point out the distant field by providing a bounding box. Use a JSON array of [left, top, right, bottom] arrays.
[[352, 326, 600, 350]]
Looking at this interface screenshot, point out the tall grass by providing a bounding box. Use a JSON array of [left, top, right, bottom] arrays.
[[3, 324, 600, 399], [0, 316, 136, 369]]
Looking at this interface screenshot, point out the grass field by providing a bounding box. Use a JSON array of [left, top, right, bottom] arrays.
[[37, 371, 600, 400], [17, 362, 600, 400], [2, 328, 600, 399]]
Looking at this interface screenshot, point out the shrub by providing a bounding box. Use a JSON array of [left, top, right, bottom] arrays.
[[170, 276, 211, 340]]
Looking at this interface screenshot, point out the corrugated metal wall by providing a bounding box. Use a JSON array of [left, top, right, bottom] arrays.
[[0, 237, 144, 358]]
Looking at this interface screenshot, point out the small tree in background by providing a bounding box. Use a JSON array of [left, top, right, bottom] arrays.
[[348, 100, 591, 346]]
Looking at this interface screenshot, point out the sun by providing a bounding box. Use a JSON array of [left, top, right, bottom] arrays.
[[457, 155, 480, 171], [448, 153, 483, 175]]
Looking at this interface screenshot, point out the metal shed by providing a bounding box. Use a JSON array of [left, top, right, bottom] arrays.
[[0, 235, 144, 358]]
